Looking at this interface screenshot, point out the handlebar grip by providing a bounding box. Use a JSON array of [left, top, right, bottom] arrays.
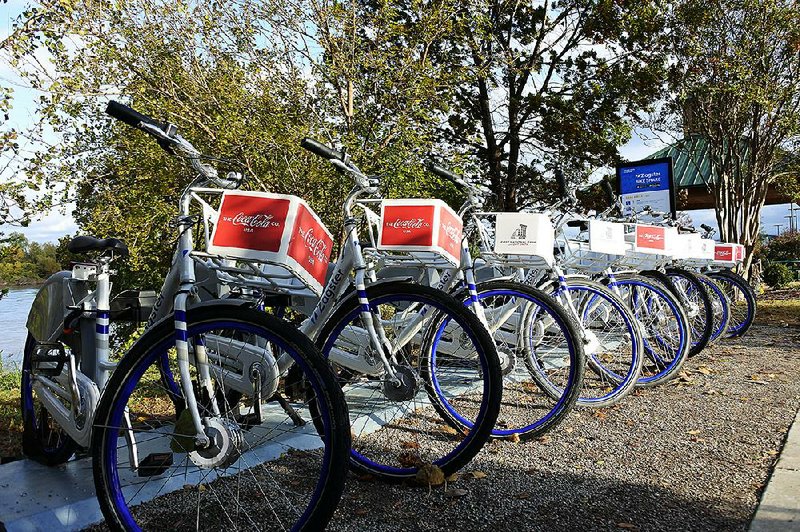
[[300, 138, 344, 161], [426, 161, 462, 184], [701, 223, 713, 232], [106, 100, 164, 131], [602, 179, 616, 206], [554, 168, 568, 199]]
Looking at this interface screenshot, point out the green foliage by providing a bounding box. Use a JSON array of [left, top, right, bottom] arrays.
[[0, 232, 62, 287], [661, 0, 800, 268], [765, 230, 800, 262], [763, 262, 794, 288]]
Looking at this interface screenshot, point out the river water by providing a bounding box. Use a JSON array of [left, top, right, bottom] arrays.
[[0, 288, 36, 368]]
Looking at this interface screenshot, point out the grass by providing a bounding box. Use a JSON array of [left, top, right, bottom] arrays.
[[755, 298, 800, 327], [0, 366, 22, 459]]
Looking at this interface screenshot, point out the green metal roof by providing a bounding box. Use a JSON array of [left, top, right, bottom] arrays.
[[645, 135, 714, 189]]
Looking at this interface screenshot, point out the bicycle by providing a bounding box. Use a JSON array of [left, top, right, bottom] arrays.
[[193, 138, 503, 481], [22, 101, 351, 531], [351, 161, 586, 441]]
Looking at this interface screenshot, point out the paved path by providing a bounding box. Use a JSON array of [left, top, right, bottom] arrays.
[[751, 408, 800, 531]]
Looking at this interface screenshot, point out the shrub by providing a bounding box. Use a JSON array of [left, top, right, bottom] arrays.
[[763, 262, 794, 288]]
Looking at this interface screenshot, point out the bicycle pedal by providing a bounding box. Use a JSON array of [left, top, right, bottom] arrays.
[[137, 452, 173, 477]]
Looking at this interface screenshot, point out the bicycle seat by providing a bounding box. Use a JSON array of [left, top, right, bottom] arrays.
[[67, 235, 130, 257]]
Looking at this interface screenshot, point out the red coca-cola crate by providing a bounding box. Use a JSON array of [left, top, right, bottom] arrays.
[[378, 199, 463, 266], [713, 243, 745, 266], [208, 191, 334, 295]]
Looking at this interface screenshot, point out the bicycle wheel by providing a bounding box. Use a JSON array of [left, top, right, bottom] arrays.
[[315, 281, 501, 481], [610, 274, 690, 387], [696, 273, 731, 345], [92, 304, 350, 532], [708, 270, 757, 337], [541, 277, 643, 408], [665, 267, 714, 357], [20, 333, 79, 465], [454, 280, 585, 441]]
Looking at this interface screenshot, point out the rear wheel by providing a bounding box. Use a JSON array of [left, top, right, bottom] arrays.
[[20, 333, 79, 466]]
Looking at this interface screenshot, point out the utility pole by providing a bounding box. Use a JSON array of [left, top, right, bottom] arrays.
[[774, 224, 782, 236]]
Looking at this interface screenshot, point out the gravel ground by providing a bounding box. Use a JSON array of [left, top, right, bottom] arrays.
[[327, 322, 800, 532]]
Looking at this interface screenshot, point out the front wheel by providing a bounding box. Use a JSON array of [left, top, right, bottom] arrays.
[[455, 280, 585, 440], [708, 270, 757, 338], [315, 281, 502, 481], [541, 278, 644, 408], [92, 304, 350, 532]]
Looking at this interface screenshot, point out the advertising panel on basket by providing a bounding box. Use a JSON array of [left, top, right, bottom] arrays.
[[378, 199, 463, 265], [493, 212, 554, 265], [209, 191, 334, 294]]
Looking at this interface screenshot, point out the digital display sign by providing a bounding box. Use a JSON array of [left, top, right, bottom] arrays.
[[616, 157, 676, 219]]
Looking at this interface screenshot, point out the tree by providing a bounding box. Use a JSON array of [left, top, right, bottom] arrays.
[[431, 0, 669, 210], [4, 0, 466, 289], [663, 0, 800, 273]]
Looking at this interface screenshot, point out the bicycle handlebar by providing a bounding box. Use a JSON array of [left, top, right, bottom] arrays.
[[701, 223, 713, 233], [602, 179, 616, 206], [106, 100, 166, 133], [426, 161, 462, 185], [300, 138, 344, 162], [554, 168, 568, 200]]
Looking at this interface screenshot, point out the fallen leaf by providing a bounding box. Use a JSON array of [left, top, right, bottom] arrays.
[[516, 492, 531, 500], [446, 473, 460, 483], [444, 488, 468, 498], [469, 471, 488, 480], [617, 523, 638, 530], [400, 440, 421, 450], [507, 433, 521, 443], [687, 429, 702, 435], [354, 508, 369, 516], [415, 463, 445, 486]]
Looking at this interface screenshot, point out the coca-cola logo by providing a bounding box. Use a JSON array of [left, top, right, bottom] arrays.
[[297, 226, 329, 264], [222, 212, 282, 233], [442, 222, 461, 243], [639, 231, 663, 242], [717, 249, 731, 258], [386, 218, 430, 233]]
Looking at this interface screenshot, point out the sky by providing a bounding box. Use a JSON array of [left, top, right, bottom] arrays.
[[0, 3, 797, 244]]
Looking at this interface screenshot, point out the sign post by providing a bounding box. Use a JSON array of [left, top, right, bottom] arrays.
[[616, 157, 676, 219]]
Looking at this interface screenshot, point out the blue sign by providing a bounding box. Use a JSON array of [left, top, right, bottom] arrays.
[[616, 157, 675, 219]]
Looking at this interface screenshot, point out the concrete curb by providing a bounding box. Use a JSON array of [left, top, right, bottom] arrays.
[[750, 408, 800, 531]]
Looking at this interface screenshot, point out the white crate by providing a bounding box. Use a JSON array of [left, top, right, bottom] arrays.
[[588, 220, 627, 255], [378, 199, 463, 266], [208, 191, 334, 296], [493, 212, 554, 265]]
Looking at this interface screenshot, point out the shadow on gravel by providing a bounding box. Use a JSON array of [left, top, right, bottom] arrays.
[[330, 466, 749, 532]]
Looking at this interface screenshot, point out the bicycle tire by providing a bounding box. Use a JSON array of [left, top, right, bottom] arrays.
[[453, 280, 585, 441], [708, 270, 757, 337], [696, 272, 731, 345], [92, 304, 350, 532], [20, 333, 79, 466], [610, 274, 690, 387], [665, 267, 714, 357], [315, 281, 502, 481], [540, 277, 644, 408]]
